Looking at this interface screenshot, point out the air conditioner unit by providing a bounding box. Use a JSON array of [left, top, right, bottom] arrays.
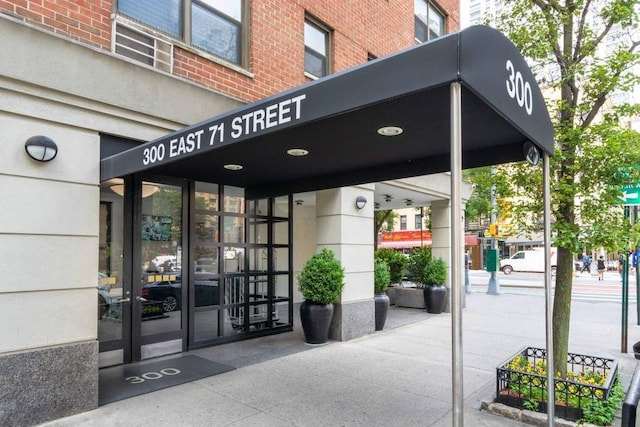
[[113, 23, 173, 73]]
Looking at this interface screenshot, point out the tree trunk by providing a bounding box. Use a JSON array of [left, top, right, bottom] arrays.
[[553, 247, 574, 376]]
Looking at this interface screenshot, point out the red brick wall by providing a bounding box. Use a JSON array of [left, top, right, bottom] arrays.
[[0, 0, 459, 103]]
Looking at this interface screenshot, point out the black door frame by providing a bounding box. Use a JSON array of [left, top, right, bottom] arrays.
[[131, 174, 189, 361]]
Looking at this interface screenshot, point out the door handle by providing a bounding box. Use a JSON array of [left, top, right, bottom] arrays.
[[135, 296, 147, 302], [116, 297, 131, 303]]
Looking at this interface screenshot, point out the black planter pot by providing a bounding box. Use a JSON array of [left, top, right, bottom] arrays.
[[423, 285, 446, 314], [300, 300, 334, 344], [374, 293, 390, 331]]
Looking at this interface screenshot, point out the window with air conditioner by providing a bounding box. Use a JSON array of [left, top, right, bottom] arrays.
[[116, 0, 246, 66]]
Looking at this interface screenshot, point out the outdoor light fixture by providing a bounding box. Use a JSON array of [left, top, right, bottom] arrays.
[[523, 141, 540, 166], [287, 148, 309, 156], [24, 135, 58, 162], [355, 196, 367, 210], [110, 182, 160, 198], [383, 194, 393, 203], [405, 199, 413, 206], [377, 126, 403, 137], [374, 202, 381, 209], [295, 199, 304, 206], [224, 164, 243, 170]]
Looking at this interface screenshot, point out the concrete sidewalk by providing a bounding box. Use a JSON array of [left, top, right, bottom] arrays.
[[41, 292, 640, 426]]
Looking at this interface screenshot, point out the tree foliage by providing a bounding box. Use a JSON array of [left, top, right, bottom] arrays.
[[492, 0, 640, 374]]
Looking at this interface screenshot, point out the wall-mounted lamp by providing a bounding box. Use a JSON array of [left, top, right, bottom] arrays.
[[383, 194, 393, 203], [355, 196, 367, 210], [404, 199, 413, 206], [25, 135, 58, 162], [523, 141, 540, 166], [295, 199, 304, 206]]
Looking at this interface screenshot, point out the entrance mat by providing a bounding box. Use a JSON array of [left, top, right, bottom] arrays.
[[99, 355, 235, 405]]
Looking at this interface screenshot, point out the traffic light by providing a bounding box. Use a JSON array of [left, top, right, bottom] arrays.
[[489, 223, 498, 237]]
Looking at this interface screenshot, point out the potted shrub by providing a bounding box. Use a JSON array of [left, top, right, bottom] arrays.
[[375, 249, 408, 305], [395, 247, 431, 309], [406, 246, 432, 286], [297, 248, 345, 344], [374, 258, 391, 331], [374, 248, 408, 284], [423, 257, 447, 314]]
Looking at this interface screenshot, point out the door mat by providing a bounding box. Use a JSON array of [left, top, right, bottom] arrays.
[[99, 355, 235, 405]]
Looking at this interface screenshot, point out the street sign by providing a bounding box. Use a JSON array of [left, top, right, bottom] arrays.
[[621, 186, 640, 206]]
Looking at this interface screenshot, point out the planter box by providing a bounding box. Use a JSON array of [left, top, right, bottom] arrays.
[[496, 347, 618, 421], [394, 287, 425, 309], [386, 286, 396, 305]]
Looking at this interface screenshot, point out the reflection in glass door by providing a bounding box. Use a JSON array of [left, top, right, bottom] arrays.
[[136, 180, 185, 360], [98, 179, 130, 367]]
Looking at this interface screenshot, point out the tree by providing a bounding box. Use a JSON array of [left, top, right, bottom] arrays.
[[464, 167, 512, 222], [375, 210, 397, 250], [494, 0, 640, 374]]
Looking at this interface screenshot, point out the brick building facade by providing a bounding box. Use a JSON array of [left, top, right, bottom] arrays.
[[0, 0, 459, 101], [0, 1, 459, 424]]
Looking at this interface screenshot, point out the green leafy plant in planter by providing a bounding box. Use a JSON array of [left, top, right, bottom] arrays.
[[375, 249, 407, 284], [297, 248, 345, 344], [373, 259, 391, 331], [423, 257, 447, 314], [406, 246, 432, 288]]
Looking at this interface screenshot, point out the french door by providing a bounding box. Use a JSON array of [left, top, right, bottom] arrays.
[[98, 176, 187, 366]]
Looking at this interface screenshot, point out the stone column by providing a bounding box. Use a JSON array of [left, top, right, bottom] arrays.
[[431, 200, 452, 312], [316, 185, 375, 341], [431, 199, 467, 312]]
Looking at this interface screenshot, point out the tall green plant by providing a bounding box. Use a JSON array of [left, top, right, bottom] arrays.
[[406, 246, 432, 288], [375, 249, 408, 284], [374, 259, 391, 294], [297, 248, 345, 304]]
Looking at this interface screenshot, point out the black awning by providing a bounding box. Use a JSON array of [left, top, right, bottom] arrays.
[[101, 25, 553, 198]]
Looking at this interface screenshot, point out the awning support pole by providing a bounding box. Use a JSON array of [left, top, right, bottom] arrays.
[[450, 81, 464, 426], [543, 152, 554, 425]]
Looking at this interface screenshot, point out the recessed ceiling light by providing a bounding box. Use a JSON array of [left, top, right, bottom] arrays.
[[224, 164, 243, 171], [377, 126, 403, 137], [287, 148, 309, 156]]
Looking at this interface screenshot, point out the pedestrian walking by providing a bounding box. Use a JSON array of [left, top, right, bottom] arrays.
[[581, 253, 591, 273], [596, 255, 606, 281]]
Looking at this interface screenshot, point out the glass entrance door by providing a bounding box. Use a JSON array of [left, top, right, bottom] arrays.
[[135, 179, 186, 360], [98, 179, 131, 367]]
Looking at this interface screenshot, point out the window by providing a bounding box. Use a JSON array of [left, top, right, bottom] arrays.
[[415, 214, 423, 230], [414, 0, 445, 43], [304, 17, 331, 78], [400, 215, 407, 230], [117, 0, 245, 65]]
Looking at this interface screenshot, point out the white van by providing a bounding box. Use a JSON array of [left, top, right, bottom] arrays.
[[500, 248, 557, 275]]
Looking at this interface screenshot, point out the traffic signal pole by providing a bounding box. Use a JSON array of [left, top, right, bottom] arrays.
[[487, 168, 500, 294]]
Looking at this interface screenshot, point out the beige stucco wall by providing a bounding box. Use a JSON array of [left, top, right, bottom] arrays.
[[315, 185, 375, 303], [0, 15, 241, 354]]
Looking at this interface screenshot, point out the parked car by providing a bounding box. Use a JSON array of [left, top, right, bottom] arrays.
[[142, 274, 182, 312], [141, 272, 219, 312]]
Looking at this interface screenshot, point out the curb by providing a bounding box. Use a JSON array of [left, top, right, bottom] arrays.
[[480, 401, 605, 427]]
